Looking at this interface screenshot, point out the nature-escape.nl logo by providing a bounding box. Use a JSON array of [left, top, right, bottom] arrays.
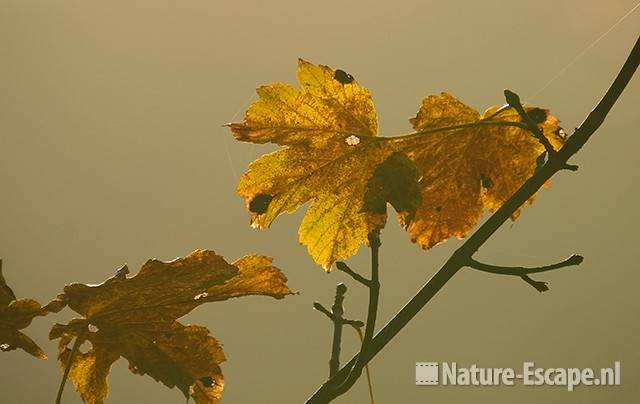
[[416, 361, 621, 391]]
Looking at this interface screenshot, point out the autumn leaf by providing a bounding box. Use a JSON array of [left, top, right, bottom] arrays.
[[49, 250, 293, 404], [228, 60, 564, 270], [398, 92, 565, 248], [228, 59, 397, 270], [0, 260, 64, 359]]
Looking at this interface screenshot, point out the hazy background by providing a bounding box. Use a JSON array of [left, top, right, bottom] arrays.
[[1, 1, 639, 403]]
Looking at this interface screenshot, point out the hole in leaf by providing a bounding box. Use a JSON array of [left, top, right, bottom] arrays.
[[334, 69, 354, 85], [78, 339, 93, 354], [249, 194, 273, 214], [345, 135, 360, 146], [88, 324, 99, 333], [200, 376, 215, 387], [194, 291, 209, 300]]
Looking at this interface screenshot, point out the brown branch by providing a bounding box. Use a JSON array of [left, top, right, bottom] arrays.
[[329, 283, 346, 378], [467, 254, 583, 292], [336, 261, 372, 287], [305, 34, 640, 403], [314, 301, 364, 328], [314, 283, 367, 378], [468, 254, 583, 275]]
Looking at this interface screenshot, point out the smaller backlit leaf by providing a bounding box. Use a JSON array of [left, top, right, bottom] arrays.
[[49, 250, 293, 404]]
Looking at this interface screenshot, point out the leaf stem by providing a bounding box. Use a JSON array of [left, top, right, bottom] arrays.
[[351, 325, 375, 404], [361, 233, 380, 350], [55, 327, 88, 404], [336, 232, 381, 392]]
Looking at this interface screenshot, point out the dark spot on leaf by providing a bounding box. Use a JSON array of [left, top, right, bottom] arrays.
[[249, 194, 273, 214], [334, 69, 354, 85], [481, 177, 493, 189], [435, 206, 442, 212], [526, 108, 547, 124], [200, 376, 215, 387]]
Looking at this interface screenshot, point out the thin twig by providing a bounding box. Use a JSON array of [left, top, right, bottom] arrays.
[[467, 254, 583, 275], [563, 163, 579, 171], [342, 318, 365, 328], [467, 254, 583, 292], [55, 327, 88, 404], [337, 232, 381, 391], [329, 283, 347, 378], [313, 302, 334, 320], [504, 89, 557, 154], [361, 232, 381, 349], [305, 34, 640, 404], [314, 302, 364, 329], [336, 262, 371, 287], [519, 274, 549, 292]]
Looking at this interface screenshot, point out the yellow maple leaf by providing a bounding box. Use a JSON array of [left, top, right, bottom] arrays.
[[229, 59, 398, 270], [229, 60, 564, 269], [49, 250, 293, 404], [0, 260, 63, 359]]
